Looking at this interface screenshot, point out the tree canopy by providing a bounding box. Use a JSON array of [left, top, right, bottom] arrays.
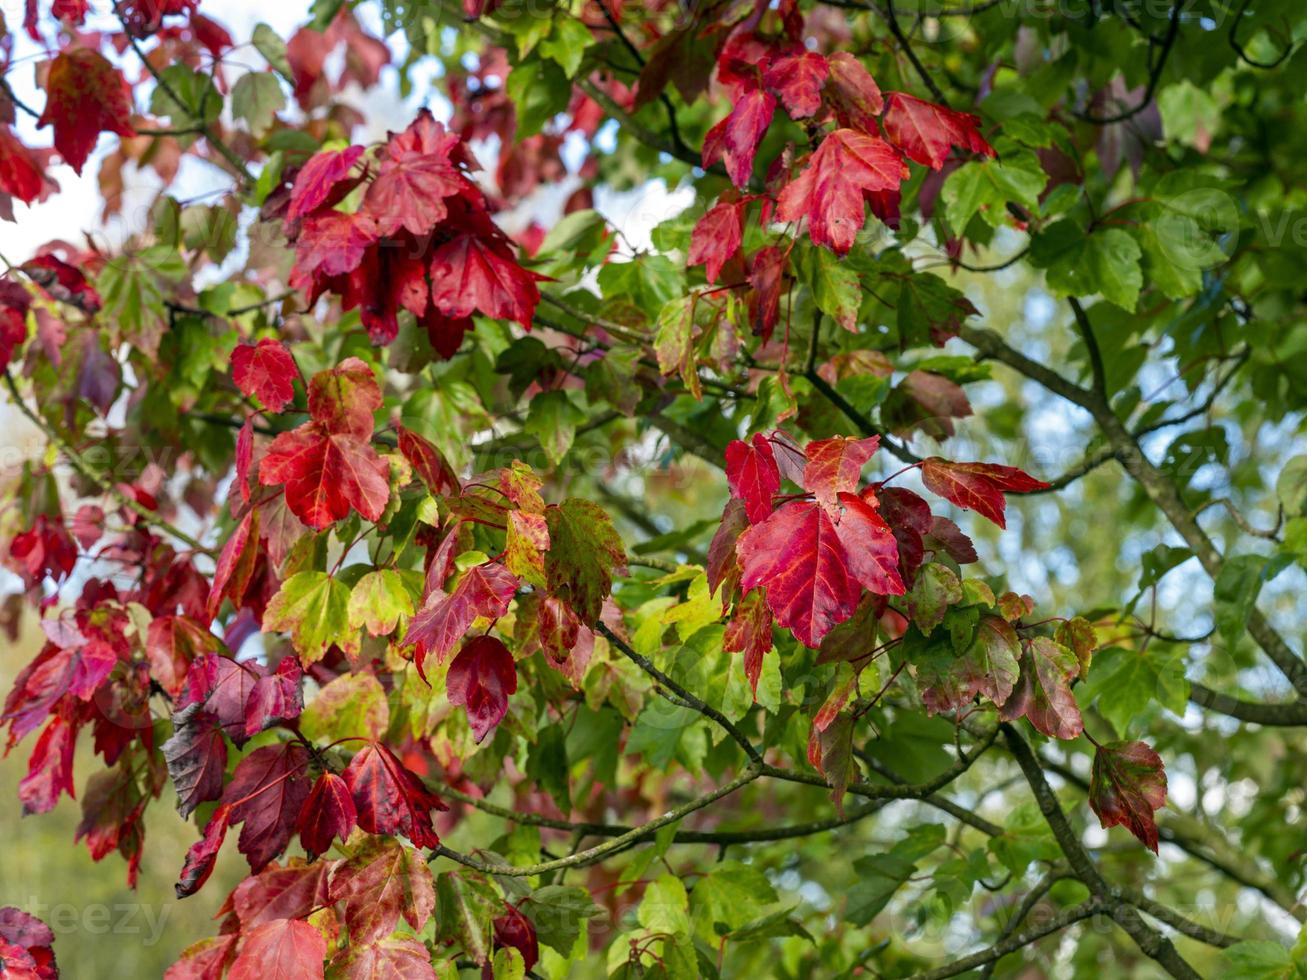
[[0, 0, 1305, 977]]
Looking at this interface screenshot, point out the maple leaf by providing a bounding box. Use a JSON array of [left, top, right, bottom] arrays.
[[206, 508, 259, 619], [396, 424, 460, 495], [177, 653, 263, 743], [706, 498, 749, 600], [37, 48, 135, 175], [428, 232, 543, 329], [23, 254, 101, 313], [175, 803, 231, 898], [0, 906, 56, 979], [702, 86, 776, 189], [688, 198, 744, 285], [226, 918, 326, 980], [402, 562, 517, 676], [291, 211, 377, 284], [362, 151, 466, 238], [287, 145, 364, 222], [230, 859, 335, 928], [777, 129, 908, 255], [920, 457, 1050, 529], [161, 703, 227, 818], [882, 92, 995, 170], [446, 634, 517, 743], [543, 498, 626, 624], [295, 772, 357, 859], [258, 413, 389, 530], [748, 244, 786, 340], [725, 433, 781, 524], [737, 496, 902, 648], [917, 614, 1021, 715], [18, 715, 77, 815], [342, 740, 447, 848], [243, 659, 303, 738], [261, 571, 352, 663], [492, 904, 540, 974], [803, 435, 880, 510], [1089, 740, 1167, 853], [763, 51, 829, 118], [724, 588, 773, 697], [165, 935, 238, 980], [221, 742, 312, 871], [0, 126, 48, 205], [329, 936, 436, 979], [1000, 637, 1084, 740], [825, 52, 883, 131], [327, 836, 435, 944], [231, 339, 298, 413]]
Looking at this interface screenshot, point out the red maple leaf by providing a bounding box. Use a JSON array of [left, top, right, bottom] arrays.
[[428, 231, 544, 330], [446, 634, 517, 743], [0, 126, 48, 205], [763, 51, 829, 118], [231, 339, 298, 413], [802, 435, 880, 510], [295, 772, 357, 859], [175, 803, 232, 898], [920, 457, 1050, 529], [226, 917, 325, 980], [341, 740, 447, 848], [161, 704, 228, 818], [403, 561, 518, 676], [287, 145, 364, 222], [688, 198, 744, 285], [825, 52, 883, 131], [37, 48, 136, 175], [396, 424, 461, 496], [18, 714, 77, 815], [723, 588, 773, 697], [1089, 740, 1167, 852], [748, 245, 786, 340], [258, 359, 390, 529], [776, 129, 908, 255], [220, 742, 311, 871], [703, 86, 776, 189], [882, 92, 995, 170], [725, 433, 781, 524], [736, 495, 902, 648]]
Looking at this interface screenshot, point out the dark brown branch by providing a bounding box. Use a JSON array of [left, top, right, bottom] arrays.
[[1188, 683, 1307, 726]]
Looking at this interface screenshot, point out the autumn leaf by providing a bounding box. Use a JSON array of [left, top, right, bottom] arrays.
[[776, 129, 909, 255], [226, 917, 326, 980], [175, 804, 231, 899], [1000, 637, 1084, 740], [763, 51, 829, 118], [447, 634, 517, 743], [402, 561, 518, 676], [231, 339, 298, 413], [262, 571, 353, 663], [161, 704, 227, 818], [543, 499, 626, 624], [725, 433, 781, 524], [326, 835, 435, 944], [295, 772, 357, 859], [342, 740, 447, 848], [825, 52, 883, 130], [221, 743, 312, 871], [737, 495, 902, 648], [802, 435, 880, 510], [286, 145, 364, 222], [920, 457, 1050, 529], [723, 588, 773, 697], [702, 86, 776, 189], [1089, 740, 1167, 852], [917, 614, 1021, 715], [38, 48, 135, 174], [688, 198, 744, 284], [882, 92, 994, 170], [428, 232, 543, 330]]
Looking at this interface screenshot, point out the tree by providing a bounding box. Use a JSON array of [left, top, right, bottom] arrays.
[[0, 0, 1304, 977]]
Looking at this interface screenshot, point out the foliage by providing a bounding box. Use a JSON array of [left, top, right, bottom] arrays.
[[1, 0, 1306, 977]]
